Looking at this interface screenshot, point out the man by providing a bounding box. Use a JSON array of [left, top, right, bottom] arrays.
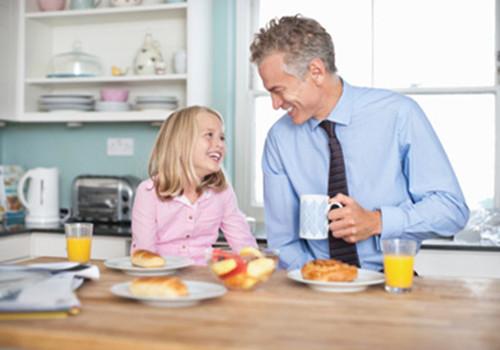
[[250, 15, 469, 271]]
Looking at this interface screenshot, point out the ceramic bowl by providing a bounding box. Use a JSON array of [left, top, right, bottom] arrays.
[[37, 0, 65, 11], [207, 247, 279, 291], [100, 88, 129, 102], [95, 101, 130, 112]]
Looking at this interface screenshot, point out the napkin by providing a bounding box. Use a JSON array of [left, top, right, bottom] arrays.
[[0, 262, 100, 315]]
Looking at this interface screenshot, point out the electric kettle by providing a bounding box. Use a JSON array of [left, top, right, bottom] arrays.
[[17, 167, 60, 225]]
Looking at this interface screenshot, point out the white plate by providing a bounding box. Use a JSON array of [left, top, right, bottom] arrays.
[[110, 280, 227, 307], [39, 96, 94, 104], [104, 256, 194, 276], [95, 101, 131, 111], [39, 104, 94, 112], [287, 268, 385, 293], [40, 94, 94, 100]]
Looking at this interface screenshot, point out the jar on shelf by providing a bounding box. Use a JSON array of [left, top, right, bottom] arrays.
[[133, 33, 165, 75], [47, 41, 103, 78]]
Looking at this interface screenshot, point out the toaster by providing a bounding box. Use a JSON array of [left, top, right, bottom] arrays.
[[71, 175, 141, 222]]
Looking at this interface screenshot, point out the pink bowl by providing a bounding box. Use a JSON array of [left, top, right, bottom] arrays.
[[100, 88, 129, 102], [37, 0, 65, 11]]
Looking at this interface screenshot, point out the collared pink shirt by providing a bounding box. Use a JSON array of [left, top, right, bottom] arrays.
[[131, 179, 257, 265]]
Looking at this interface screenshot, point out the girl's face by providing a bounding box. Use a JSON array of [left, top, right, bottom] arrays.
[[193, 112, 226, 179]]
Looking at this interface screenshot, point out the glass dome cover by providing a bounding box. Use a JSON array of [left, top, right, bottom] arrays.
[[47, 41, 103, 78]]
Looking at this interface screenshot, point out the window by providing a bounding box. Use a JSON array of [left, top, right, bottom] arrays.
[[235, 0, 497, 221]]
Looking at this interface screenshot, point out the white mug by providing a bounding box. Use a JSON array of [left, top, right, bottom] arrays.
[[299, 194, 342, 240]]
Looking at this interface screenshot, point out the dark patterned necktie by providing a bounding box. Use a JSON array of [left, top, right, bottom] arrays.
[[319, 120, 360, 267]]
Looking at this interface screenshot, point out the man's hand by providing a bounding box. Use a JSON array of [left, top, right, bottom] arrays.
[[328, 193, 381, 243]]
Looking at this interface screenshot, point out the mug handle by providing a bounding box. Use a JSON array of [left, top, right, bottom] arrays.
[[328, 201, 343, 211]]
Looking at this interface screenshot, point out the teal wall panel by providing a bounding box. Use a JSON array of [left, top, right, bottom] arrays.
[[1, 123, 158, 208], [212, 0, 236, 181]]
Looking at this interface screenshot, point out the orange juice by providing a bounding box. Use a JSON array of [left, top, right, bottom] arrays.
[[383, 254, 414, 289], [66, 237, 92, 263]]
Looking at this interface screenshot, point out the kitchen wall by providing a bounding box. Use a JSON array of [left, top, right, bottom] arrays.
[[1, 123, 156, 208], [0, 0, 236, 209]]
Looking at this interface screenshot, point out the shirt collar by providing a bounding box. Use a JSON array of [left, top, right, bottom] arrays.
[[173, 189, 213, 208], [309, 78, 353, 130]]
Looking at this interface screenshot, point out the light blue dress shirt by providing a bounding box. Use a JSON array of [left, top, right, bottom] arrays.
[[262, 80, 470, 271]]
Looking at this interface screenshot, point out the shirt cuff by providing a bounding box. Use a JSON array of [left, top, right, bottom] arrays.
[[380, 205, 406, 239]]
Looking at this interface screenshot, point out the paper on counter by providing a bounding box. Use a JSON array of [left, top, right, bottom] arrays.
[[0, 262, 100, 314], [0, 262, 100, 280]]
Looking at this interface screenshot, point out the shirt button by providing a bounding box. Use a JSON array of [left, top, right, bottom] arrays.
[[188, 215, 193, 220], [182, 245, 186, 249], [186, 234, 190, 238]]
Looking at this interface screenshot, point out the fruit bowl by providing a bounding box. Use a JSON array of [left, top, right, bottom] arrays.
[[207, 247, 279, 291]]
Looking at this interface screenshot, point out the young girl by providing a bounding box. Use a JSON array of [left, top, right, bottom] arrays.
[[131, 105, 257, 264]]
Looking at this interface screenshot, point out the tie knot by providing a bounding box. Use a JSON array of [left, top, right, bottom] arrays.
[[319, 120, 336, 139]]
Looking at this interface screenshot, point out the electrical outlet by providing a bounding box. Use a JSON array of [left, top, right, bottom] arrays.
[[107, 138, 134, 156]]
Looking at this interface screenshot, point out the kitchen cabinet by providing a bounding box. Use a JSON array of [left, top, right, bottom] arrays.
[[0, 233, 31, 262], [415, 248, 500, 279], [30, 233, 131, 259], [0, 232, 131, 262], [0, 0, 212, 123]]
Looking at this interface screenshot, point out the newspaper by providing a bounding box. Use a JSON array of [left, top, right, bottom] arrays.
[[0, 262, 99, 313]]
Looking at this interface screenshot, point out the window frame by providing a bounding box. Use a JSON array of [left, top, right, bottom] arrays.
[[234, 0, 500, 222]]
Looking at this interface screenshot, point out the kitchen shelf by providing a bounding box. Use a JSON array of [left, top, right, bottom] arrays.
[[26, 74, 187, 85], [0, 0, 212, 123], [24, 3, 187, 25], [20, 110, 170, 123], [25, 3, 187, 17]]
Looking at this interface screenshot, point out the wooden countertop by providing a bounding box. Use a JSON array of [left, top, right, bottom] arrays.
[[1, 258, 500, 350]]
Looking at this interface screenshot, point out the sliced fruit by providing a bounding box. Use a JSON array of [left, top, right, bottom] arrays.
[[211, 258, 237, 276], [239, 246, 263, 258], [223, 273, 247, 289], [241, 276, 259, 290], [220, 256, 247, 279], [247, 258, 276, 281], [211, 248, 233, 262]]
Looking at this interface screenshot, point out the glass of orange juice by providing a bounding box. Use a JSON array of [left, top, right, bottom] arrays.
[[65, 223, 93, 263], [381, 239, 417, 293]]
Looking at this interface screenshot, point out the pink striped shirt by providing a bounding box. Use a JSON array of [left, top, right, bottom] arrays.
[[131, 179, 257, 265]]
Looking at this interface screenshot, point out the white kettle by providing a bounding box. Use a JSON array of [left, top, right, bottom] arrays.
[[17, 167, 60, 225]]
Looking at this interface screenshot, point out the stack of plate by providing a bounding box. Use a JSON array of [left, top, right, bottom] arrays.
[[135, 96, 178, 111], [95, 101, 131, 112], [38, 94, 95, 112]]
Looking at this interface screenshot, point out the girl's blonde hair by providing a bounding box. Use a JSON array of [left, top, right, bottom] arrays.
[[148, 105, 227, 200]]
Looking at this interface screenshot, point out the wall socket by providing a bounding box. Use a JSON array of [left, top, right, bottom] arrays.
[[107, 138, 134, 156]]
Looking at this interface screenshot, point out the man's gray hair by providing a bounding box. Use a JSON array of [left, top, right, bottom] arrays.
[[250, 15, 337, 79]]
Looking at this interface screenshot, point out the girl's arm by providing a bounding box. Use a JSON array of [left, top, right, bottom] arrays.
[[131, 180, 159, 254], [219, 185, 258, 252]]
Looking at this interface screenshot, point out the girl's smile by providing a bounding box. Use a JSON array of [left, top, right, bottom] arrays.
[[193, 112, 226, 178]]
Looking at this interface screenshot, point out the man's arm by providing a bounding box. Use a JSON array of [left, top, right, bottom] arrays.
[[328, 100, 469, 243], [262, 132, 315, 270]]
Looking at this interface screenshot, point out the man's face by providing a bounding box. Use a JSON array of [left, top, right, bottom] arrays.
[[258, 53, 321, 125]]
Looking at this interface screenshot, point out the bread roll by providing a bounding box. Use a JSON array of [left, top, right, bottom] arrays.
[[131, 249, 166, 268], [301, 259, 358, 282], [129, 276, 188, 297]]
